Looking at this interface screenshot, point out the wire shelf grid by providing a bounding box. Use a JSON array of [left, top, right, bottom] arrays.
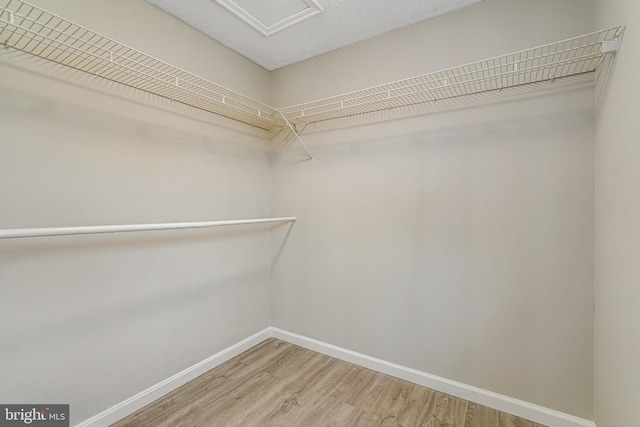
[[0, 0, 284, 131], [0, 0, 623, 131], [279, 27, 623, 124]]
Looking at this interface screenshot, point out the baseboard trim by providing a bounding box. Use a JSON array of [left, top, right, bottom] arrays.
[[270, 328, 596, 427], [76, 327, 595, 427], [75, 328, 271, 427]]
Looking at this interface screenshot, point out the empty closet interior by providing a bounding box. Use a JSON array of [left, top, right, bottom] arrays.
[[1, 0, 637, 426]]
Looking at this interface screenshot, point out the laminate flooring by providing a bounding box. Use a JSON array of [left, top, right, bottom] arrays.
[[111, 338, 547, 427]]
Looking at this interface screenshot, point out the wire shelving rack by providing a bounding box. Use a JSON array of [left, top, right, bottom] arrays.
[[0, 0, 624, 132], [0, 0, 284, 131], [279, 27, 624, 125]]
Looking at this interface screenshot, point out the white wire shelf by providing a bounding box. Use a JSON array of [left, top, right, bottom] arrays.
[[279, 27, 624, 125], [0, 0, 623, 132], [0, 0, 285, 131]]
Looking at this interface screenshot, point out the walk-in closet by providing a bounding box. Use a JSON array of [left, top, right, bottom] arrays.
[[1, 0, 638, 426]]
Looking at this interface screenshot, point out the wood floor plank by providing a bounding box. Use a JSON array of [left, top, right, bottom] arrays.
[[229, 355, 339, 425], [111, 338, 548, 427], [464, 402, 499, 427], [325, 403, 374, 427], [392, 381, 436, 426], [498, 411, 540, 427]]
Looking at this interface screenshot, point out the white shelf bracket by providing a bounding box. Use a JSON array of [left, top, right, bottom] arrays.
[[602, 38, 620, 54], [277, 110, 314, 162]]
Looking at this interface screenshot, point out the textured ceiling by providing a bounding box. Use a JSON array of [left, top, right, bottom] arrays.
[[146, 0, 484, 71]]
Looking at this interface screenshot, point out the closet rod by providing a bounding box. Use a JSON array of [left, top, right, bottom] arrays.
[[0, 217, 296, 239]]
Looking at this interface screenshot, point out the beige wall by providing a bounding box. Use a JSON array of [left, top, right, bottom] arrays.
[[271, 0, 595, 419], [594, 1, 640, 426], [1, 0, 618, 424], [0, 1, 272, 424]]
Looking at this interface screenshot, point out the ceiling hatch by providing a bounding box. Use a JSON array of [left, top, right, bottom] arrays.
[[215, 0, 323, 37]]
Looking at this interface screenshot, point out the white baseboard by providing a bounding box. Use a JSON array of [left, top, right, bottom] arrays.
[[77, 327, 595, 427], [270, 328, 596, 427], [75, 328, 271, 427]]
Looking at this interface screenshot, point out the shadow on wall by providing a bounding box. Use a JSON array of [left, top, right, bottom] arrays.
[[272, 89, 595, 165], [0, 263, 266, 363], [0, 54, 272, 158], [595, 36, 625, 109]]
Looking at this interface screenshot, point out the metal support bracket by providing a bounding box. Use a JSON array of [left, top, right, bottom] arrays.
[[277, 110, 314, 162], [602, 37, 620, 54]]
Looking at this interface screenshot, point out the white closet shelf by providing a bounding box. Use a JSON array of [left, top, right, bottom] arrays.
[[280, 26, 624, 125], [0, 0, 624, 132], [0, 0, 285, 131]]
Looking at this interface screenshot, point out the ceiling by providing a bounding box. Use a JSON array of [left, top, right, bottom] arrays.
[[146, 0, 484, 71]]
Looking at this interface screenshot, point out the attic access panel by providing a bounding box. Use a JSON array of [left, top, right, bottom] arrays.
[[216, 0, 323, 36]]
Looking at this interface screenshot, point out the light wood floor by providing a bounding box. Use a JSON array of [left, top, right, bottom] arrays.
[[111, 338, 547, 427]]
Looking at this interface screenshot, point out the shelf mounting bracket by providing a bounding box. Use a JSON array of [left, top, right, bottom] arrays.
[[602, 37, 621, 54], [277, 110, 313, 162]]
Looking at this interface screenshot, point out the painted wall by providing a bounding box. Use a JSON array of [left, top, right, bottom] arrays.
[[594, 1, 640, 426], [0, 0, 612, 424], [0, 1, 273, 424], [271, 0, 595, 419]]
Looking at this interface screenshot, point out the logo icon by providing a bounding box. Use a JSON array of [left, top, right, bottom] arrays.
[[1, 405, 69, 426]]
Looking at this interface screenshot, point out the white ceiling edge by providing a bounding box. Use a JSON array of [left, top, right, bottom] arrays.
[[147, 0, 485, 71]]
